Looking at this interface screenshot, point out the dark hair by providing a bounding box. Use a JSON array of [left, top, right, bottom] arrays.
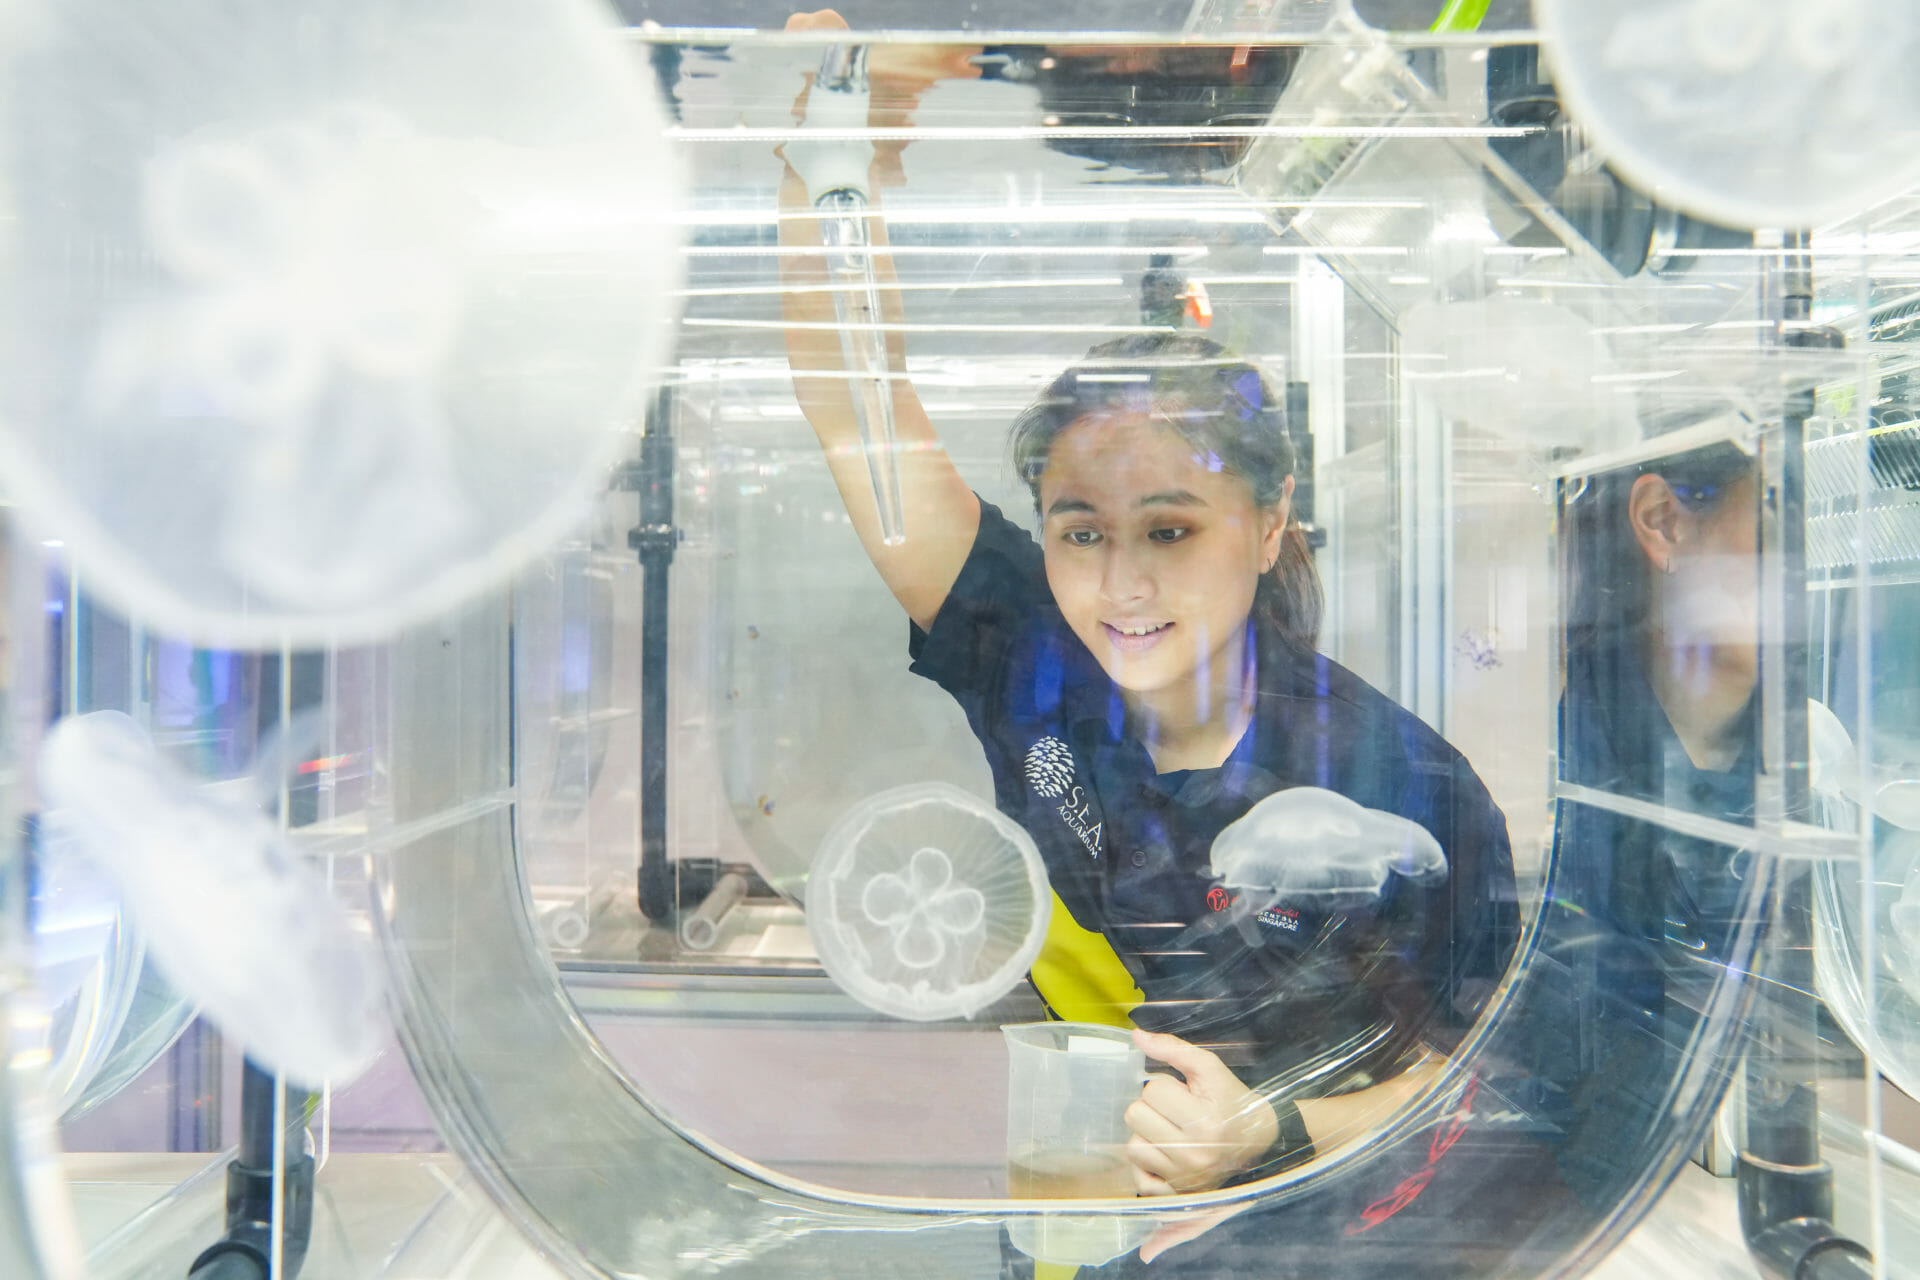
[[1007, 333, 1323, 650], [1564, 439, 1755, 657]]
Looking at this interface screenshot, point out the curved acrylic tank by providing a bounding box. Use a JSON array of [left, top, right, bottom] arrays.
[[0, 519, 88, 1280], [10, 4, 1920, 1280], [362, 11, 1863, 1279], [1810, 475, 1920, 1111]]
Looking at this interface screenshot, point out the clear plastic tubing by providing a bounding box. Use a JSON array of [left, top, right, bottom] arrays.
[[679, 871, 749, 952], [813, 46, 907, 546]]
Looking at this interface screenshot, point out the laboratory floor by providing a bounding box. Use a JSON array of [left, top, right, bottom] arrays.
[[66, 1148, 1775, 1280]]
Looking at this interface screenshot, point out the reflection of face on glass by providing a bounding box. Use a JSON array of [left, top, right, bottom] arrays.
[[1563, 441, 1764, 803], [1625, 464, 1760, 770]]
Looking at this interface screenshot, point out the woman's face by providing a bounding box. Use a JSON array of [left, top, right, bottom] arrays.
[[1635, 469, 1762, 688], [1037, 414, 1287, 701]]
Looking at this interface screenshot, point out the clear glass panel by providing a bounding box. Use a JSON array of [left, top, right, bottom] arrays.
[[373, 17, 1780, 1279], [14, 7, 1920, 1280], [0, 519, 88, 1280]]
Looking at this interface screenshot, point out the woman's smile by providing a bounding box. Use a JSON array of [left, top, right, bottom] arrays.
[[1104, 619, 1174, 653], [1037, 415, 1284, 720]]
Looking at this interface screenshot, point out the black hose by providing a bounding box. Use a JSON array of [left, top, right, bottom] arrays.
[[1736, 238, 1872, 1280], [236, 1059, 278, 1170], [186, 1248, 265, 1280], [631, 386, 678, 923]]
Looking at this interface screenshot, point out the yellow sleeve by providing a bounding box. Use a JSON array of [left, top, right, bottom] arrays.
[[1021, 896, 1144, 1280], [1027, 890, 1143, 1028]]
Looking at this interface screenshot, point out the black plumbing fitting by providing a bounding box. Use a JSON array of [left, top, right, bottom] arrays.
[[186, 1061, 314, 1280]]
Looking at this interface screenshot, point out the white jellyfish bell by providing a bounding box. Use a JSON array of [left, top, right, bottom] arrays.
[[1208, 786, 1449, 912], [806, 784, 1051, 1023], [1537, 0, 1920, 230], [0, 0, 684, 646], [38, 711, 387, 1085]]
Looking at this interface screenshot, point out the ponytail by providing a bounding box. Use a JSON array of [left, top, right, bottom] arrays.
[[1255, 522, 1323, 652]]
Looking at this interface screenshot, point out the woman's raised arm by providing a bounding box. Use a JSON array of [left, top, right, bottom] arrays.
[[778, 12, 981, 631]]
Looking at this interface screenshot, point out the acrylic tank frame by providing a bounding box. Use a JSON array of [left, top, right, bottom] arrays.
[[2, 2, 1917, 1279], [366, 13, 1896, 1280]]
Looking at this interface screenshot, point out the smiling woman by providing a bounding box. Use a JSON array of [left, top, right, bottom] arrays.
[[1011, 337, 1315, 773], [777, 9, 1517, 1214]]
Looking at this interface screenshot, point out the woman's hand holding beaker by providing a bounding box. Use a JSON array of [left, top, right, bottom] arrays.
[[1124, 1029, 1278, 1195]]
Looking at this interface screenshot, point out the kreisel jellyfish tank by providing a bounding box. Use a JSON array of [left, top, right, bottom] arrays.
[[1, 3, 1917, 1280]]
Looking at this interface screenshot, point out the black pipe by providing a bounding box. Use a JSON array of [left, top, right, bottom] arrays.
[[629, 386, 678, 923], [236, 1058, 279, 1169], [1748, 1217, 1874, 1280], [1736, 230, 1870, 1280], [1738, 867, 1842, 1280], [185, 1255, 268, 1280], [186, 1060, 314, 1280]]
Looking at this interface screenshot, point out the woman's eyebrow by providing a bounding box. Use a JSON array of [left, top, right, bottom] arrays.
[[1044, 490, 1206, 517]]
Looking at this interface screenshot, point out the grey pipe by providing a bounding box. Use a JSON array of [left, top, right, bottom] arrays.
[[679, 871, 749, 952]]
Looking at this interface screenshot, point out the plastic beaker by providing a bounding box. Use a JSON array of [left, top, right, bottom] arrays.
[[1002, 1022, 1152, 1265]]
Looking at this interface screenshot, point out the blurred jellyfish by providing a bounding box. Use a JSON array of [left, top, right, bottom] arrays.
[[38, 712, 385, 1083], [1538, 0, 1920, 229], [27, 835, 145, 1114], [1401, 298, 1639, 456], [1208, 786, 1448, 910], [1809, 697, 1862, 831], [0, 0, 683, 646], [1879, 830, 1920, 1038], [1808, 698, 1920, 833], [1879, 782, 1920, 833], [806, 784, 1050, 1022]]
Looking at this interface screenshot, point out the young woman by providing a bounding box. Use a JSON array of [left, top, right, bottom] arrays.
[[1533, 442, 1762, 1206], [1560, 442, 1761, 950], [778, 10, 1516, 1197]]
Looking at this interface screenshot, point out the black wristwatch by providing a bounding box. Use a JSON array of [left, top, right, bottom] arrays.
[[1268, 1098, 1317, 1172]]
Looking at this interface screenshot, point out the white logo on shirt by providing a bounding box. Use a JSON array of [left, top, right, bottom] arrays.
[[1023, 737, 1074, 798], [1258, 905, 1303, 932], [1024, 736, 1103, 859]]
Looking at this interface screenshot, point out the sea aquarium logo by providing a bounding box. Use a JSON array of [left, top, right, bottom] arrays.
[[1206, 887, 1300, 932], [1024, 736, 1103, 859]]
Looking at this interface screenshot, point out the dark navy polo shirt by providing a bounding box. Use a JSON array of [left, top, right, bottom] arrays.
[[1557, 630, 1756, 958], [909, 500, 1520, 1090], [1509, 635, 1757, 1206]]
